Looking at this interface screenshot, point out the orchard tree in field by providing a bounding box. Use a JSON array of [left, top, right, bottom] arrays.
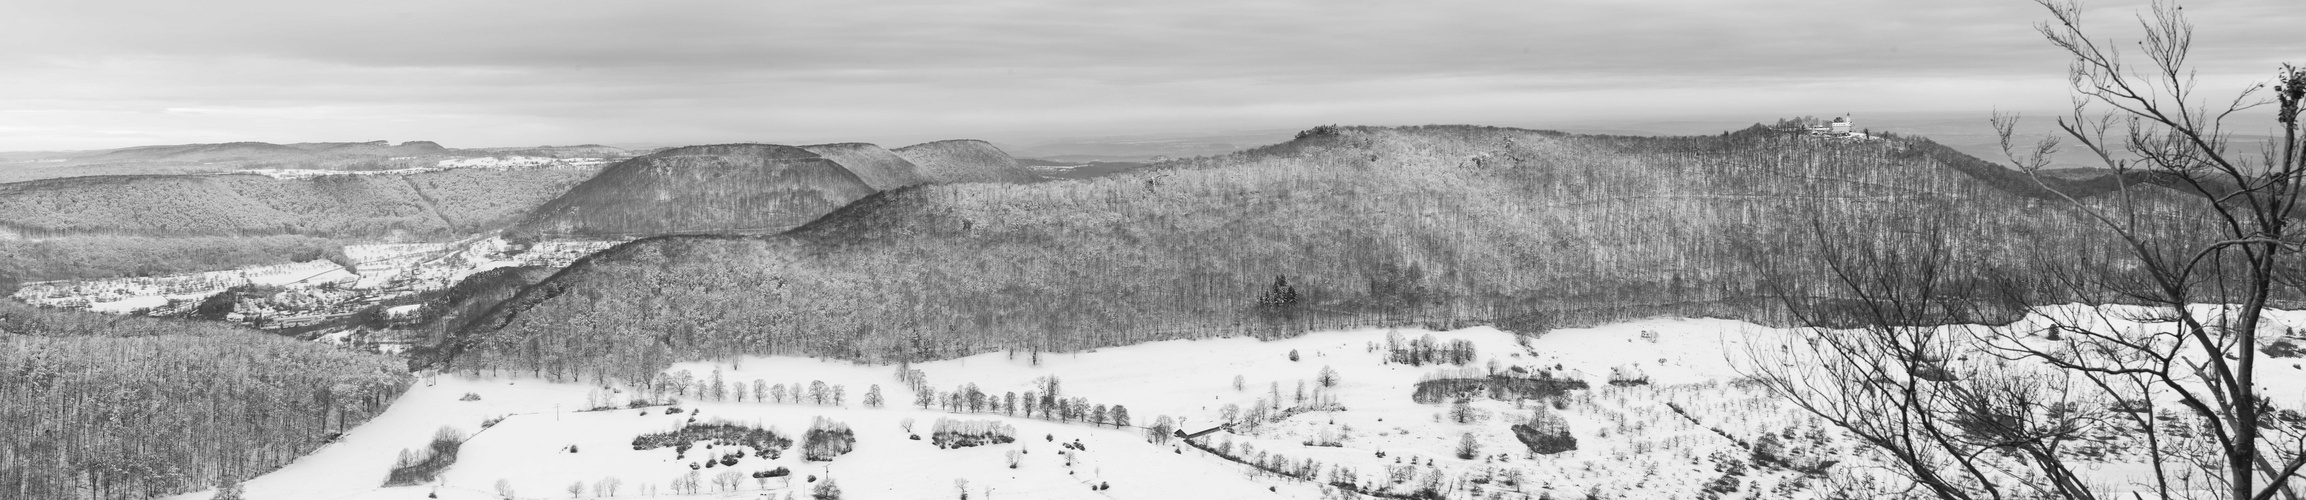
[[1318, 366, 1340, 388], [813, 477, 842, 500], [1112, 405, 1131, 428], [671, 370, 696, 397], [863, 384, 883, 408], [710, 367, 727, 401], [809, 381, 829, 405], [1746, 2, 2306, 499], [1150, 415, 1175, 443]]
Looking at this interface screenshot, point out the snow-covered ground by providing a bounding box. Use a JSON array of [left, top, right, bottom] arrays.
[[159, 319, 1852, 500], [11, 237, 622, 329], [151, 306, 2306, 500], [10, 260, 352, 313], [435, 156, 609, 170]]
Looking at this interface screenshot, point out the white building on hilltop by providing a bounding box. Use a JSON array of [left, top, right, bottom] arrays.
[[1808, 116, 1853, 135]]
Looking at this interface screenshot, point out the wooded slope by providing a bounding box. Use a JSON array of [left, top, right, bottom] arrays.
[[0, 169, 591, 239], [435, 126, 2197, 383], [0, 303, 409, 499], [801, 143, 932, 191], [891, 140, 1041, 184], [0, 168, 592, 283], [506, 144, 880, 239]]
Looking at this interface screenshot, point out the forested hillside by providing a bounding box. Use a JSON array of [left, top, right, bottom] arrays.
[[0, 169, 592, 238], [405, 265, 558, 346], [0, 235, 344, 285], [890, 140, 1041, 184], [801, 143, 932, 190], [506, 144, 880, 239], [433, 125, 2204, 383], [0, 302, 410, 499], [0, 168, 593, 282], [78, 140, 448, 165], [0, 140, 473, 184]]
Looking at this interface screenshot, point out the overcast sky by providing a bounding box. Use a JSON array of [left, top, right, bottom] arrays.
[[0, 0, 2295, 151]]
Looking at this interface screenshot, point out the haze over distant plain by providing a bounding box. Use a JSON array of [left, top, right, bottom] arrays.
[[0, 0, 2296, 152]]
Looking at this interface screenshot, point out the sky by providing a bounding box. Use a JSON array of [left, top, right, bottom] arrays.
[[0, 0, 2296, 151]]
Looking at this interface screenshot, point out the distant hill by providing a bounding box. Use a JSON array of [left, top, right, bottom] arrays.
[[472, 144, 634, 158], [506, 144, 879, 239], [0, 169, 592, 238], [0, 140, 619, 183], [80, 141, 317, 164], [428, 125, 2201, 379], [801, 143, 932, 190], [74, 140, 449, 163], [289, 140, 450, 156], [1001, 129, 1297, 162], [0, 168, 594, 282], [891, 140, 1040, 184], [1017, 159, 1153, 180]]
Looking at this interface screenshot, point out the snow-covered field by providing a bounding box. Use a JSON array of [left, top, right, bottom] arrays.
[[158, 319, 1865, 500], [149, 306, 2306, 500]]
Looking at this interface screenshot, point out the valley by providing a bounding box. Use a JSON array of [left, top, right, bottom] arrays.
[[12, 0, 2306, 498]]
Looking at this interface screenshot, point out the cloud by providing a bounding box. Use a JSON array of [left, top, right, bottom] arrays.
[[0, 0, 2293, 150]]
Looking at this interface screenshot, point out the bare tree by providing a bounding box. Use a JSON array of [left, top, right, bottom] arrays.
[[1740, 244, 2111, 500], [1748, 1, 2306, 499], [1990, 1, 2306, 499]]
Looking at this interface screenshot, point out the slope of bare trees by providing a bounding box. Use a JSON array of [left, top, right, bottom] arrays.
[[0, 302, 411, 499], [429, 123, 2195, 385]]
